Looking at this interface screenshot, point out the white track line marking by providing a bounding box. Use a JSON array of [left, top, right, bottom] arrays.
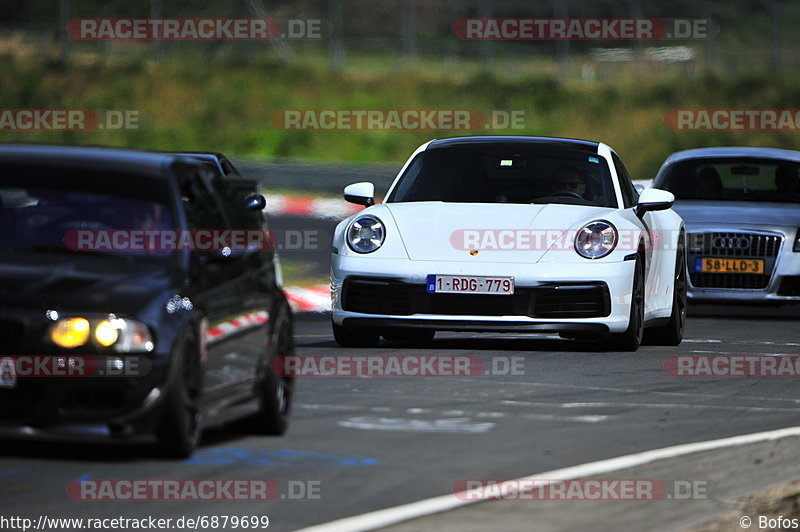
[[297, 404, 611, 423], [337, 417, 496, 434], [296, 404, 362, 411], [475, 412, 505, 418], [497, 382, 800, 405], [743, 341, 800, 347], [324, 383, 800, 407], [501, 400, 800, 413], [690, 350, 799, 356], [297, 426, 800, 532], [519, 413, 608, 423]]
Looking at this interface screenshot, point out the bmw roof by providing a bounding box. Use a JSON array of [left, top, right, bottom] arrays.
[[0, 144, 202, 176]]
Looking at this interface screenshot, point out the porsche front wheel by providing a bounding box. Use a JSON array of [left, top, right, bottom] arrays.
[[609, 258, 644, 352]]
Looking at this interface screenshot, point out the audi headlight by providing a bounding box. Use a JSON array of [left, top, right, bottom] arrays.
[[346, 215, 385, 254], [575, 221, 618, 259], [47, 316, 154, 353]]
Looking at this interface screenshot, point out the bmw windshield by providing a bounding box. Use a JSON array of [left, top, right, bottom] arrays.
[[0, 166, 176, 260]]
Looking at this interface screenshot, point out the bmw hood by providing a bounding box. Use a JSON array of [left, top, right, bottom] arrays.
[[383, 202, 614, 263], [674, 201, 800, 229], [0, 253, 174, 314]]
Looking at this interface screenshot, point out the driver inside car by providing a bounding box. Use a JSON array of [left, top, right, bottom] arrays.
[[552, 164, 588, 198]]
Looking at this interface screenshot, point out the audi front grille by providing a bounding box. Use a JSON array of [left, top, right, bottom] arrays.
[[687, 232, 782, 289]]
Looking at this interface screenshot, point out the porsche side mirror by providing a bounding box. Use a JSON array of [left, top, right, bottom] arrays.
[[344, 182, 375, 206], [635, 188, 674, 218]]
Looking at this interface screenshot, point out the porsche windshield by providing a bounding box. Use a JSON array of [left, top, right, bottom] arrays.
[[387, 146, 618, 207], [658, 157, 800, 203]]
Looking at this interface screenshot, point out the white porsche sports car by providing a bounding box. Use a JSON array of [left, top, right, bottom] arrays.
[[331, 136, 686, 351]]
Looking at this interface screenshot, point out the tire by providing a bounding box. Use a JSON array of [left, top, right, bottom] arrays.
[[382, 328, 435, 345], [238, 307, 294, 435], [156, 334, 202, 458], [644, 234, 687, 346], [609, 257, 644, 352], [332, 321, 380, 348]]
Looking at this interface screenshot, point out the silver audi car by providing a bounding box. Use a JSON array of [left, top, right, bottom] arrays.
[[653, 147, 800, 304]]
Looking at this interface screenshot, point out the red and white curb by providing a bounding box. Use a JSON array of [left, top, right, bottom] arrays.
[[206, 310, 270, 345], [264, 193, 364, 220], [285, 284, 331, 313]]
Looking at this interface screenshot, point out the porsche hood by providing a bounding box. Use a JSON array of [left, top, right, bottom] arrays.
[[383, 202, 614, 263]]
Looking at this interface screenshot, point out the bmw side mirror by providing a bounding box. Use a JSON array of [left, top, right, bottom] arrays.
[[344, 182, 375, 207], [245, 193, 266, 211], [635, 188, 674, 218]]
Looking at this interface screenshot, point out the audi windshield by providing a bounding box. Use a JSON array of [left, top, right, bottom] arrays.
[[657, 157, 800, 203]]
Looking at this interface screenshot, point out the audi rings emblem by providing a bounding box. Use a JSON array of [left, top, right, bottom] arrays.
[[712, 236, 750, 250]]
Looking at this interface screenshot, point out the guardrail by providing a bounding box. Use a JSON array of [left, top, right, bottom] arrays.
[[236, 158, 400, 196]]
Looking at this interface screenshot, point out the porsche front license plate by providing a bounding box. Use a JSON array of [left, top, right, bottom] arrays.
[[427, 275, 514, 295], [697, 258, 765, 274]]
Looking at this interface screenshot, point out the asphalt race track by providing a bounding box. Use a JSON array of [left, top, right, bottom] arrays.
[[3, 212, 800, 531], [3, 309, 800, 531]]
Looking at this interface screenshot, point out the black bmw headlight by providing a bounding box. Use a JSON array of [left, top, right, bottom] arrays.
[[47, 314, 154, 353]]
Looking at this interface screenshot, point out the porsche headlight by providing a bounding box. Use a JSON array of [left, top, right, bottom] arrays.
[[47, 316, 154, 353], [575, 221, 618, 259], [347, 215, 385, 254]]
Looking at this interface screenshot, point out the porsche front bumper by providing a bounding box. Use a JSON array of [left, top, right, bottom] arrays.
[[331, 256, 639, 334]]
